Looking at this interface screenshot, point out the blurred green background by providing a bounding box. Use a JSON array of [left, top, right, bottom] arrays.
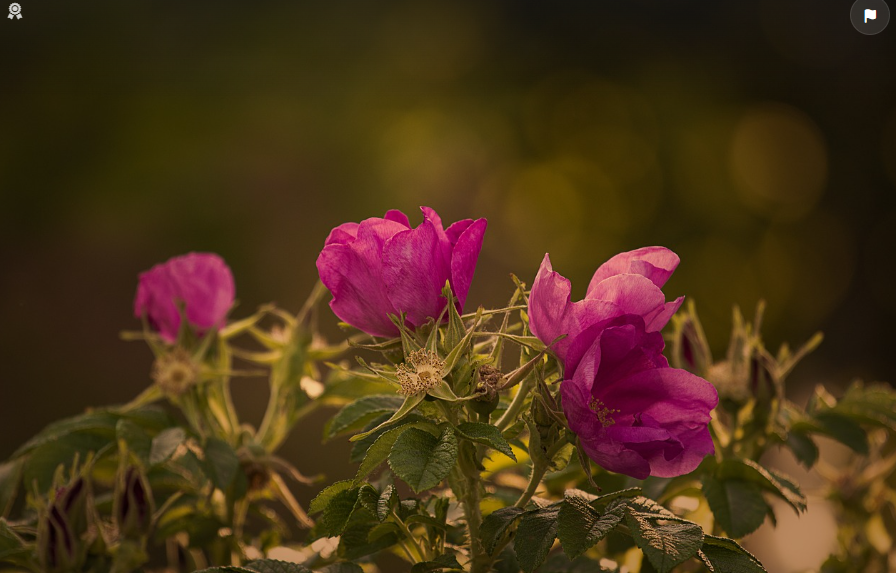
[[1, 1, 895, 568]]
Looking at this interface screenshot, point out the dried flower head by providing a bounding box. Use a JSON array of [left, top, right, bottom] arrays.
[[152, 348, 200, 397], [396, 349, 445, 395]]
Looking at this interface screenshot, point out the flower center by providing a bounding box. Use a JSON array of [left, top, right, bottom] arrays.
[[396, 349, 445, 395], [589, 397, 619, 428]]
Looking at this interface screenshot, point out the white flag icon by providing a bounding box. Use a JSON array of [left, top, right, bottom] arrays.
[[865, 8, 877, 22]]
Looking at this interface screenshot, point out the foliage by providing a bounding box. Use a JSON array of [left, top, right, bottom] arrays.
[[1, 245, 895, 573]]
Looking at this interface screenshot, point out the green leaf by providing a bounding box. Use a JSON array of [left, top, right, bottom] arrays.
[[481, 506, 525, 555], [377, 485, 398, 522], [349, 413, 428, 463], [557, 494, 624, 560], [406, 514, 448, 529], [326, 395, 406, 440], [11, 410, 121, 458], [349, 393, 427, 442], [354, 421, 437, 485], [318, 487, 360, 537], [244, 560, 314, 573], [0, 518, 31, 566], [700, 535, 767, 572], [319, 563, 365, 573], [23, 432, 110, 493], [785, 431, 819, 468], [515, 506, 560, 573], [389, 427, 458, 493], [309, 480, 354, 514], [411, 553, 464, 573], [193, 567, 258, 573], [812, 412, 869, 454], [701, 475, 769, 538], [115, 418, 154, 463], [0, 459, 23, 519], [339, 515, 401, 560], [150, 427, 186, 465], [623, 507, 704, 573], [455, 422, 517, 461], [830, 382, 896, 431], [203, 437, 240, 491], [716, 459, 806, 514]]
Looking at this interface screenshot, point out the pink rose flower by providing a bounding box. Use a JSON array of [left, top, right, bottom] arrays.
[[316, 207, 487, 338], [134, 252, 235, 343], [528, 248, 717, 479]]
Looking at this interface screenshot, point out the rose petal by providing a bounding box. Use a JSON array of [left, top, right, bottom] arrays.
[[324, 222, 360, 246], [560, 378, 652, 479], [317, 219, 407, 337], [382, 217, 451, 327], [586, 246, 680, 295], [645, 296, 684, 332], [449, 218, 487, 310], [585, 273, 667, 319], [384, 209, 411, 228]]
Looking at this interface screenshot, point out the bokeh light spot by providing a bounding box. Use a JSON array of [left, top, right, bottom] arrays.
[[730, 104, 827, 220]]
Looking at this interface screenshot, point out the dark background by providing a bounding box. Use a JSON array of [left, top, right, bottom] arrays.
[[1, 1, 894, 568]]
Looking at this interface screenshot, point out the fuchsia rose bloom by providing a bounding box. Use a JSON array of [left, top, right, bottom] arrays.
[[529, 247, 684, 371], [528, 247, 718, 479], [134, 253, 236, 343], [316, 207, 487, 338]]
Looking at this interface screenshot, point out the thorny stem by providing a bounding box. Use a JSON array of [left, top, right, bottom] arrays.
[[458, 442, 486, 573]]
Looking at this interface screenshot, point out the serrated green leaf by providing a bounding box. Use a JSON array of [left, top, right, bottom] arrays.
[[354, 421, 438, 485], [481, 506, 525, 555], [830, 382, 896, 431], [339, 508, 400, 559], [785, 431, 819, 468], [558, 494, 624, 560], [327, 395, 406, 440], [318, 487, 360, 537], [623, 507, 704, 573], [319, 563, 365, 573], [11, 411, 121, 458], [350, 393, 427, 442], [244, 559, 314, 573], [0, 459, 23, 519], [377, 485, 398, 522], [0, 518, 31, 566], [115, 418, 153, 463], [702, 475, 768, 538], [388, 427, 458, 493], [812, 412, 869, 454], [203, 437, 240, 491], [350, 413, 428, 463], [411, 553, 464, 573], [356, 484, 380, 516], [700, 535, 767, 572], [716, 459, 806, 514], [150, 427, 186, 465], [309, 480, 354, 515], [23, 432, 110, 493], [406, 513, 448, 529], [455, 422, 517, 461], [515, 506, 560, 573]]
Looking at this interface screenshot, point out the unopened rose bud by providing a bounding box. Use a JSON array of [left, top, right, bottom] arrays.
[[38, 477, 91, 573], [670, 303, 712, 377], [116, 467, 154, 540]]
